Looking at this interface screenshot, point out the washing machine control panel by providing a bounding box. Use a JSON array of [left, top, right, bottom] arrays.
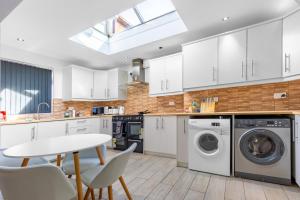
[[235, 118, 290, 128]]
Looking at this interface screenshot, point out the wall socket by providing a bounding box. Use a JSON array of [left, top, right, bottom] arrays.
[[169, 101, 175, 106], [273, 92, 288, 99]]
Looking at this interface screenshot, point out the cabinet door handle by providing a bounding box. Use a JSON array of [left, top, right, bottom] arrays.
[[166, 79, 169, 90], [77, 128, 87, 132], [285, 54, 291, 73], [105, 120, 108, 128], [251, 59, 254, 76], [296, 121, 299, 142], [66, 123, 69, 135], [241, 61, 244, 78], [183, 119, 186, 134], [161, 117, 164, 129], [156, 118, 159, 129], [91, 88, 93, 98], [161, 80, 164, 91], [107, 89, 110, 99], [212, 67, 215, 81], [31, 127, 35, 141], [102, 120, 105, 128], [105, 89, 107, 99], [77, 120, 87, 123]]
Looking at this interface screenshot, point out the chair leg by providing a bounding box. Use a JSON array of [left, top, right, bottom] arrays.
[[119, 176, 132, 200], [91, 189, 95, 200], [99, 188, 103, 199], [108, 185, 113, 200], [84, 188, 91, 200]]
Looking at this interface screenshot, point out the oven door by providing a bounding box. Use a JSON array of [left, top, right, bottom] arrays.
[[127, 122, 142, 139]]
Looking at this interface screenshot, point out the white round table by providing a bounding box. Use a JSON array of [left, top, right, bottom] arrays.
[[3, 134, 112, 200]]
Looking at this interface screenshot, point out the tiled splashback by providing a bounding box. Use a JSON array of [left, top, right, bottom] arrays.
[[51, 79, 300, 118]]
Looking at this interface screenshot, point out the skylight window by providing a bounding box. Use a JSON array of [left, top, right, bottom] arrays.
[[92, 0, 176, 37], [70, 0, 187, 55]]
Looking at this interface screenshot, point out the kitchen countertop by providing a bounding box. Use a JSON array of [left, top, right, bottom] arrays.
[[144, 110, 300, 116], [0, 115, 112, 126], [1, 111, 300, 126]]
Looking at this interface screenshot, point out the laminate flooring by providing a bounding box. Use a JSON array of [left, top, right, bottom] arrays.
[[1, 150, 300, 200], [93, 150, 300, 200]]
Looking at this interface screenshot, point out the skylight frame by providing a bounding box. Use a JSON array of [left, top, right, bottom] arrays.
[[92, 0, 176, 38]]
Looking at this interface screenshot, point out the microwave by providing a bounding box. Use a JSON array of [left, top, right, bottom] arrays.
[[92, 107, 104, 115]]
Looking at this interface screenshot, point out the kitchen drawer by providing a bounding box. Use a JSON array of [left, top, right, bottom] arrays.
[[69, 126, 89, 135], [68, 119, 90, 128]]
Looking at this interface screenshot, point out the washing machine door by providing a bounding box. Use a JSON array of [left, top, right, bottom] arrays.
[[193, 130, 224, 158], [239, 129, 285, 165]]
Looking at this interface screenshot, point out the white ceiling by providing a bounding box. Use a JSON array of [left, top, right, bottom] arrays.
[[0, 0, 22, 22], [1, 0, 299, 69]]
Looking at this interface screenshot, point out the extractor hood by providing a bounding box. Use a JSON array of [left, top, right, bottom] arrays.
[[128, 58, 148, 85]]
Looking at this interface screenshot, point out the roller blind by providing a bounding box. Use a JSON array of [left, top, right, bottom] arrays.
[[0, 60, 52, 115]]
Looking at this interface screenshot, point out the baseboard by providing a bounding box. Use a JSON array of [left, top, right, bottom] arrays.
[[144, 151, 176, 159], [177, 161, 188, 168]]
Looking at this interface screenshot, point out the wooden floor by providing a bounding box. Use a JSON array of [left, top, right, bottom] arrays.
[[95, 150, 300, 200], [1, 150, 300, 200]]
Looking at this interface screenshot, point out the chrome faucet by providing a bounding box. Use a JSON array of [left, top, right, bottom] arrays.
[[36, 102, 50, 120]]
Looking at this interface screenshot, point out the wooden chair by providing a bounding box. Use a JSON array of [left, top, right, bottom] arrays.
[[81, 143, 137, 200]]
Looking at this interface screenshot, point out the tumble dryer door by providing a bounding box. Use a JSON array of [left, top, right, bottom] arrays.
[[239, 129, 285, 165], [193, 130, 224, 158]]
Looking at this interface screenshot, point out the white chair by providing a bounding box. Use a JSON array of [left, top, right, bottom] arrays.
[[81, 143, 137, 200], [0, 164, 76, 200], [62, 144, 107, 176], [0, 148, 48, 167]]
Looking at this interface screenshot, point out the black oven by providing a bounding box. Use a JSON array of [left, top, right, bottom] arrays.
[[112, 115, 144, 153]]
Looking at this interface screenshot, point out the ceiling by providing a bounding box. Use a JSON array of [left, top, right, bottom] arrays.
[[0, 0, 22, 22], [0, 0, 299, 69]]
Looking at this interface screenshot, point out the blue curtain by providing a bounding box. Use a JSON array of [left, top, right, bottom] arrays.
[[0, 60, 52, 115]]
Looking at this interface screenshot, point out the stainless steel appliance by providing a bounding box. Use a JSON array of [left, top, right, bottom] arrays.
[[235, 117, 291, 185], [112, 115, 144, 153], [92, 106, 104, 115]]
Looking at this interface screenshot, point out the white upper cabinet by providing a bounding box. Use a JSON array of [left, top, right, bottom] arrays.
[[283, 10, 300, 77], [64, 66, 127, 101], [149, 53, 182, 96], [165, 54, 183, 94], [183, 37, 218, 89], [218, 30, 247, 84], [63, 65, 94, 100], [93, 70, 108, 100], [149, 58, 167, 95], [247, 20, 282, 81]]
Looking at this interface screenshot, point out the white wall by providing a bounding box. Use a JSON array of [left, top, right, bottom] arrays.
[[0, 44, 67, 98]]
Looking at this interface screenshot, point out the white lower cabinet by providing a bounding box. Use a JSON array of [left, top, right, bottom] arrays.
[[37, 121, 67, 140], [144, 116, 177, 156], [0, 123, 37, 148], [176, 116, 189, 166], [99, 117, 112, 147]]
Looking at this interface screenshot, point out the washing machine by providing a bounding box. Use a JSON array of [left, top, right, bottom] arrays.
[[188, 118, 231, 176], [235, 118, 291, 185]]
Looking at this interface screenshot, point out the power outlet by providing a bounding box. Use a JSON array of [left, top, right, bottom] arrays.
[[169, 101, 175, 106], [274, 92, 287, 99]]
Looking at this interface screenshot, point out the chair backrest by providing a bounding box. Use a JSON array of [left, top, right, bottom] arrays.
[[63, 144, 107, 161], [90, 143, 137, 188], [0, 164, 76, 200]]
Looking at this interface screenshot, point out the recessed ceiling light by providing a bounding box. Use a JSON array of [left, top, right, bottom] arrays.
[[158, 46, 163, 50], [222, 17, 230, 21], [17, 38, 25, 42]]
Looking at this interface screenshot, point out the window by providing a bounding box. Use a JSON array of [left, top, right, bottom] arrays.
[[70, 0, 187, 55], [0, 60, 52, 115], [92, 0, 176, 37]]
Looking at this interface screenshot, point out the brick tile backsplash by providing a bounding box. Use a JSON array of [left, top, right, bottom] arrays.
[[50, 79, 300, 116]]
